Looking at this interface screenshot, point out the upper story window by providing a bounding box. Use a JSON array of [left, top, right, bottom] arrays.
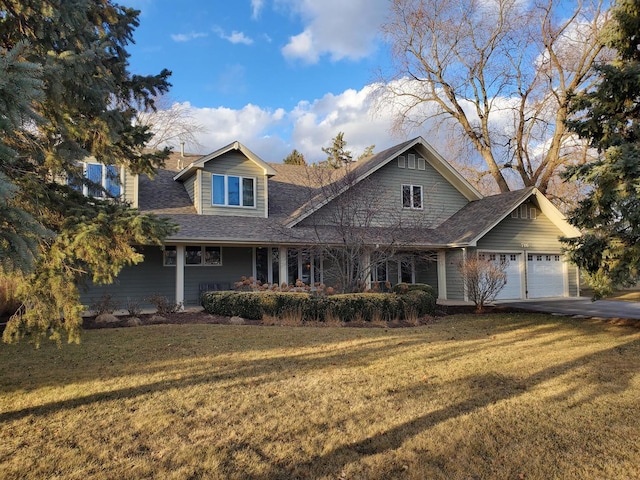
[[71, 163, 121, 198], [212, 174, 255, 208], [402, 184, 423, 209]]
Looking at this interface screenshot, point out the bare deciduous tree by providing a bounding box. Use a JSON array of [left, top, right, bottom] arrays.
[[378, 0, 611, 200], [285, 165, 436, 293], [458, 256, 507, 312], [136, 95, 207, 152]]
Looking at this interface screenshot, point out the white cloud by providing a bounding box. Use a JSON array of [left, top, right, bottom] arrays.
[[251, 0, 264, 19], [170, 31, 208, 42], [280, 0, 388, 63], [174, 84, 411, 164], [213, 27, 254, 45]]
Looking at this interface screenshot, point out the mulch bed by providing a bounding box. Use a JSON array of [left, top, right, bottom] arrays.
[[82, 304, 533, 330]]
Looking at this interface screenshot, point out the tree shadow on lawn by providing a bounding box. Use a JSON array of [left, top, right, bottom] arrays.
[[248, 336, 640, 480], [0, 334, 428, 421]]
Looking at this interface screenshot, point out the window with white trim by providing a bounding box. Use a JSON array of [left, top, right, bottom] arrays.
[[71, 162, 121, 198], [163, 245, 222, 266], [402, 184, 423, 209], [212, 174, 255, 207]]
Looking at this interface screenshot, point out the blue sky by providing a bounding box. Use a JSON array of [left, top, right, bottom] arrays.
[[125, 0, 402, 163]]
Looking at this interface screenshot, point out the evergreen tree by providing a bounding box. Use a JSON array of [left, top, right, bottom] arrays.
[[283, 149, 306, 165], [0, 0, 176, 346], [563, 0, 640, 298], [321, 132, 353, 168]]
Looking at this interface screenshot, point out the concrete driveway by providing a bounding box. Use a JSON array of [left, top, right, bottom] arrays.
[[498, 297, 640, 320]]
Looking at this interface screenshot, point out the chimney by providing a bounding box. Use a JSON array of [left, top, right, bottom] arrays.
[[180, 141, 185, 157]]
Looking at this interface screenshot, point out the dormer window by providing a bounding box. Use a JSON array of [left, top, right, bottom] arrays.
[[212, 174, 255, 208], [71, 162, 121, 198]]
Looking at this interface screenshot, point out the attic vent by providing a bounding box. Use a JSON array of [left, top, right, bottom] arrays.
[[398, 156, 406, 168], [530, 207, 537, 219], [519, 204, 528, 218], [511, 209, 519, 219], [417, 157, 425, 170], [407, 153, 416, 169]]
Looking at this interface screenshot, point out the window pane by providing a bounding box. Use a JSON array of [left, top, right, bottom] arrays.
[[105, 165, 120, 197], [185, 245, 202, 265], [271, 248, 280, 285], [164, 246, 176, 266], [401, 259, 413, 283], [255, 247, 268, 283], [288, 248, 299, 285], [242, 178, 254, 207], [212, 175, 225, 205], [412, 185, 422, 209], [204, 246, 221, 265], [228, 176, 240, 205], [402, 185, 411, 208], [86, 164, 103, 197]]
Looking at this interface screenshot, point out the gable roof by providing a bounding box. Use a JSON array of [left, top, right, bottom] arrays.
[[282, 136, 482, 228], [172, 140, 277, 182], [436, 187, 581, 246]]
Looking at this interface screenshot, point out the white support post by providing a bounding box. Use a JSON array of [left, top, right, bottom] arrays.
[[462, 247, 468, 302], [175, 244, 185, 310], [279, 246, 288, 287], [437, 249, 447, 300]]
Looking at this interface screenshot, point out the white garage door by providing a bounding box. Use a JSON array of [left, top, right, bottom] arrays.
[[527, 254, 564, 298], [481, 253, 522, 300]]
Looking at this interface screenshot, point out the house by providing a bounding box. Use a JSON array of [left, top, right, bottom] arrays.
[[82, 137, 581, 307]]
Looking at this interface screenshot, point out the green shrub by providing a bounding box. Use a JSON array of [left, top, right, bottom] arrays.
[[201, 289, 436, 323], [400, 290, 436, 317], [392, 282, 436, 297]]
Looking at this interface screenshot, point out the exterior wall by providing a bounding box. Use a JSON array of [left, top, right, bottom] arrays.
[[182, 246, 253, 304], [300, 147, 470, 229], [476, 206, 579, 297], [81, 245, 255, 308], [184, 175, 196, 205], [199, 151, 267, 217], [446, 249, 465, 300], [123, 169, 138, 207], [80, 246, 175, 308]]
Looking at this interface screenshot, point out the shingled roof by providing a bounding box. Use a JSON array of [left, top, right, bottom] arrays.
[[137, 146, 573, 247]]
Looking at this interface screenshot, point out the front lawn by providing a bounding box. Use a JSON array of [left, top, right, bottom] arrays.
[[1, 314, 639, 479]]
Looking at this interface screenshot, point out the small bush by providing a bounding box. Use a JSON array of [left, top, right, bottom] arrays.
[[126, 298, 142, 317], [89, 294, 119, 316], [147, 294, 182, 316]]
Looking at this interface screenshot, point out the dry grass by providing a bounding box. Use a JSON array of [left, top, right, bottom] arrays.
[[1, 313, 640, 479]]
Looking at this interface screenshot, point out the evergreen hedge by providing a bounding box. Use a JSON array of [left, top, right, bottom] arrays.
[[201, 287, 436, 323]]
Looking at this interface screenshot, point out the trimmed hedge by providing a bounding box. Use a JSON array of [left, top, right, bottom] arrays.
[[201, 287, 436, 323]]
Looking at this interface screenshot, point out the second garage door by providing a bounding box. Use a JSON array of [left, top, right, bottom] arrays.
[[527, 253, 564, 298]]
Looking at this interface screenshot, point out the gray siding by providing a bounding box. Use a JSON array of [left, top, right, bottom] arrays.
[[183, 246, 253, 304], [82, 245, 255, 308], [123, 170, 137, 206], [446, 250, 465, 300], [199, 151, 267, 217], [476, 209, 579, 297], [81, 246, 176, 308], [477, 207, 566, 252], [184, 175, 196, 205], [301, 148, 469, 229]]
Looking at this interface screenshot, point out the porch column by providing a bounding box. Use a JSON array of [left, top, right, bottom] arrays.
[[462, 247, 468, 302], [279, 246, 288, 287], [437, 249, 447, 300], [175, 244, 185, 309]]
